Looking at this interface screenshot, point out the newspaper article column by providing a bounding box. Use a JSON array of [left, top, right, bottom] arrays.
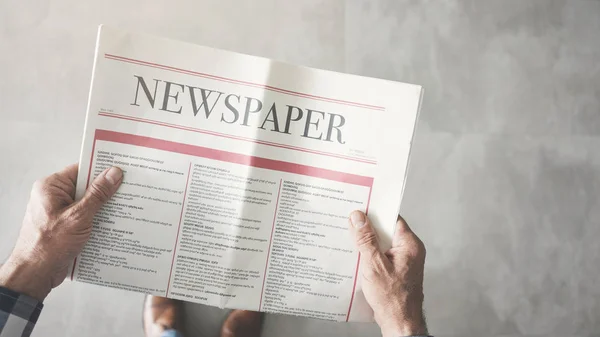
[[165, 161, 282, 309], [72, 140, 192, 295], [260, 175, 371, 321]]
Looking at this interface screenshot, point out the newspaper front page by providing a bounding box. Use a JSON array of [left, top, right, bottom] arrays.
[[70, 26, 423, 322]]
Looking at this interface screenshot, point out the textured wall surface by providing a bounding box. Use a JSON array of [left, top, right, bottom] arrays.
[[0, 1, 599, 336]]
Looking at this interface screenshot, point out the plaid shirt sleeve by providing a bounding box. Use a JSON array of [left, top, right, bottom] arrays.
[[0, 286, 43, 337]]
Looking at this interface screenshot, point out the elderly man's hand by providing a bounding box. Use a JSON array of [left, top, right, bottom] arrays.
[[349, 211, 427, 337], [0, 164, 122, 301]]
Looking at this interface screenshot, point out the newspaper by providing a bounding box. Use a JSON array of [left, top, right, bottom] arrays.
[[70, 26, 423, 322]]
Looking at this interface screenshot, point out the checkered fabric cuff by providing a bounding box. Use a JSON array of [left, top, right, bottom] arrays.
[[0, 286, 43, 337]]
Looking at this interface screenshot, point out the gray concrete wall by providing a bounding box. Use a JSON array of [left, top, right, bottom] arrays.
[[1, 1, 599, 336]]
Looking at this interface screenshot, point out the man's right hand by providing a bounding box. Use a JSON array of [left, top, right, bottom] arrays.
[[348, 211, 427, 337], [0, 164, 123, 301]]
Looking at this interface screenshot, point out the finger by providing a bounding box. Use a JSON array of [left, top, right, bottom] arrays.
[[348, 210, 388, 268], [75, 167, 123, 216], [57, 164, 79, 199], [59, 163, 79, 186], [392, 215, 413, 247], [392, 215, 423, 251], [31, 164, 80, 204]]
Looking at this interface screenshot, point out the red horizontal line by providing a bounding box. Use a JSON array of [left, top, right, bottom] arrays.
[[95, 129, 374, 187], [97, 112, 377, 165], [104, 53, 385, 111]]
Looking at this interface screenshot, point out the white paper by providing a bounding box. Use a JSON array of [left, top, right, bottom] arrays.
[[70, 25, 422, 322]]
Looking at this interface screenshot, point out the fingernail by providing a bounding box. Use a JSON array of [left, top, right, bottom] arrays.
[[104, 167, 123, 185], [350, 211, 366, 228]]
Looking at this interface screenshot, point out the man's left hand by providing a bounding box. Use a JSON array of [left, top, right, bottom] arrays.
[[0, 164, 123, 301]]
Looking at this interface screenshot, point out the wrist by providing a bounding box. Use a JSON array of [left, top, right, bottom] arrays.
[[376, 297, 427, 337], [380, 318, 427, 337], [0, 252, 53, 301]]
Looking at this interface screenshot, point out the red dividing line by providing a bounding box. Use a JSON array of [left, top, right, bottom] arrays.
[[97, 112, 377, 165], [104, 53, 385, 111], [166, 162, 192, 296], [345, 186, 373, 321], [259, 179, 283, 311], [346, 255, 362, 321]]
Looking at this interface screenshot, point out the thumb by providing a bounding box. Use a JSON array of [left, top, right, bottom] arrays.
[[349, 211, 387, 266], [76, 167, 123, 216]]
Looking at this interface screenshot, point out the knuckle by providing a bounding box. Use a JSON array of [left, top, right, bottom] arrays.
[[368, 255, 388, 275], [34, 215, 60, 242], [406, 242, 420, 257], [361, 266, 379, 282], [66, 202, 88, 223], [61, 208, 94, 235], [405, 235, 426, 257], [356, 230, 378, 249], [88, 182, 111, 203], [419, 239, 427, 257], [31, 179, 46, 194], [414, 235, 426, 256], [32, 174, 59, 194], [39, 173, 59, 188]]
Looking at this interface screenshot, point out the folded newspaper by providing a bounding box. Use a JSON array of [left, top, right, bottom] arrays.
[[70, 25, 423, 322]]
